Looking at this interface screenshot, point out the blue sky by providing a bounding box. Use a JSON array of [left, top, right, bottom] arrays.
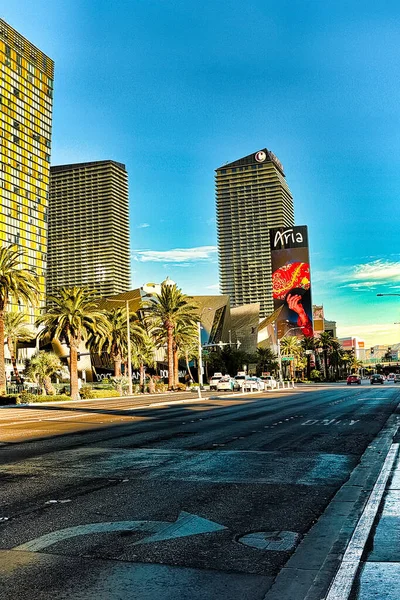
[[4, 1, 400, 345]]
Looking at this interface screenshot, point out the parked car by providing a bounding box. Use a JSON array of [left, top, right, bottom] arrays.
[[242, 377, 263, 392], [394, 374, 400, 383], [260, 375, 277, 389], [216, 376, 240, 392], [209, 374, 223, 390], [370, 374, 385, 385], [387, 373, 395, 383], [234, 373, 248, 389], [347, 374, 361, 385]]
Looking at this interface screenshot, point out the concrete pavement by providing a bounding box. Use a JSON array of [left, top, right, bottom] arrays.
[[350, 433, 400, 599]]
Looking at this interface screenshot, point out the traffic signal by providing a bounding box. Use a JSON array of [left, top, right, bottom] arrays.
[[77, 352, 81, 361], [370, 347, 374, 355]]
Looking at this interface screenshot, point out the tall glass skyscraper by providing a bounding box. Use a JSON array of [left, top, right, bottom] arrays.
[[47, 160, 131, 299], [0, 19, 54, 320], [216, 149, 294, 318]]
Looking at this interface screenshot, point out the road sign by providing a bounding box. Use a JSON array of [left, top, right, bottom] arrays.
[[281, 356, 294, 361]]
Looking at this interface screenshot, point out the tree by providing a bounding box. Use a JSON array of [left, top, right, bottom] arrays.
[[0, 245, 40, 393], [300, 335, 316, 380], [131, 328, 156, 391], [280, 336, 301, 379], [4, 312, 35, 384], [25, 351, 62, 395], [36, 287, 109, 400], [143, 283, 199, 390], [256, 347, 278, 376], [318, 332, 335, 380]]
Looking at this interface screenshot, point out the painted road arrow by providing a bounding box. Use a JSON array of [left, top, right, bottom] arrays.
[[13, 511, 227, 552]]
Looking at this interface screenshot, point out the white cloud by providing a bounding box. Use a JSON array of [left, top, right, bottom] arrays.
[[352, 260, 400, 282], [337, 322, 400, 346], [132, 246, 218, 263], [137, 223, 150, 229], [206, 283, 220, 290], [316, 259, 400, 292]]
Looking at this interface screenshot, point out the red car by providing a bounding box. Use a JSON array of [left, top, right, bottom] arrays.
[[347, 375, 361, 385]]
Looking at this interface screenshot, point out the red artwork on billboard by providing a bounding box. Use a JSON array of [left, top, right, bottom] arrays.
[[270, 227, 314, 339]]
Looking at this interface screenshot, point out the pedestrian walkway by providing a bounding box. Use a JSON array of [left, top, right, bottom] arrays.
[[352, 444, 400, 599]]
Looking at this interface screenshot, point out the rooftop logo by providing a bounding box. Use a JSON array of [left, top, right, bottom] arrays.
[[255, 150, 266, 162]]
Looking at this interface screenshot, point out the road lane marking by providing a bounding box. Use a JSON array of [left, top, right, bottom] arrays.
[[238, 530, 300, 551], [13, 511, 227, 552], [324, 442, 399, 600]]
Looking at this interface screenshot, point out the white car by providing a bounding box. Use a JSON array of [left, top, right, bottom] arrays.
[[242, 377, 263, 392], [209, 375, 223, 390], [260, 375, 277, 389], [216, 376, 240, 392]]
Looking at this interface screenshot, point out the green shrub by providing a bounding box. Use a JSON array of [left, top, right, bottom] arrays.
[[91, 389, 120, 398], [310, 369, 323, 381], [175, 382, 187, 391], [22, 394, 72, 403], [79, 385, 95, 399], [155, 382, 168, 392]]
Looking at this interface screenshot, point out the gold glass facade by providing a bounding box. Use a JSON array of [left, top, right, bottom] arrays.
[[216, 149, 294, 318], [0, 19, 54, 320]]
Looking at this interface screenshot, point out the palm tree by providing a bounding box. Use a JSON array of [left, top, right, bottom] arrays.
[[143, 283, 199, 390], [0, 245, 40, 393], [131, 329, 156, 391], [4, 312, 35, 384], [25, 351, 62, 395], [280, 336, 301, 379], [256, 347, 278, 376], [300, 336, 316, 380], [36, 287, 109, 400], [318, 332, 335, 380], [170, 321, 199, 387]]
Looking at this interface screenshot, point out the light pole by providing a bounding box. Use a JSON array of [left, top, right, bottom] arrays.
[[197, 308, 213, 396]]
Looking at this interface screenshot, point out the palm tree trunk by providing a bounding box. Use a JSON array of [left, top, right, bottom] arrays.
[[185, 351, 194, 380], [69, 342, 79, 400], [173, 344, 179, 388], [167, 324, 174, 390], [0, 307, 6, 393], [7, 338, 22, 384], [43, 376, 55, 395], [140, 362, 145, 392], [113, 354, 122, 377]]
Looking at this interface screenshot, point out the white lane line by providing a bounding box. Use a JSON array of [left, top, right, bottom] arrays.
[[0, 395, 211, 428], [324, 441, 399, 600]]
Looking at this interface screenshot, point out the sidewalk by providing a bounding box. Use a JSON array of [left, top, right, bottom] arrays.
[[352, 440, 400, 599]]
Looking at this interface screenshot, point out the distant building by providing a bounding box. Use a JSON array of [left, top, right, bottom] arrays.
[[216, 149, 294, 318], [0, 19, 54, 320], [338, 337, 365, 359], [47, 160, 131, 299]]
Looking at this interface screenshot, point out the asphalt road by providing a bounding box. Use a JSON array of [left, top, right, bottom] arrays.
[[1, 382, 399, 600]]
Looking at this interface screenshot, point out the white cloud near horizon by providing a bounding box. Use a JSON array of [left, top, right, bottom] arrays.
[[337, 322, 400, 346], [132, 246, 218, 263], [314, 259, 400, 292], [137, 223, 150, 229]]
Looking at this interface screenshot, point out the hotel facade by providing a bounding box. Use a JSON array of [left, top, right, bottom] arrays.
[[216, 149, 295, 318], [47, 160, 131, 299], [0, 19, 54, 319]]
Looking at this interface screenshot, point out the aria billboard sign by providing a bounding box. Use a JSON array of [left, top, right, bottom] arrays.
[[270, 225, 313, 339]]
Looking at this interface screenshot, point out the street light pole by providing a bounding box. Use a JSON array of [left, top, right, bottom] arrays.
[[197, 320, 203, 389], [126, 299, 132, 395]]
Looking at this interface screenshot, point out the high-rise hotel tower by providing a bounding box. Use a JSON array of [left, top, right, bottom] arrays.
[[47, 161, 131, 299], [216, 149, 294, 318], [0, 19, 54, 319]]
